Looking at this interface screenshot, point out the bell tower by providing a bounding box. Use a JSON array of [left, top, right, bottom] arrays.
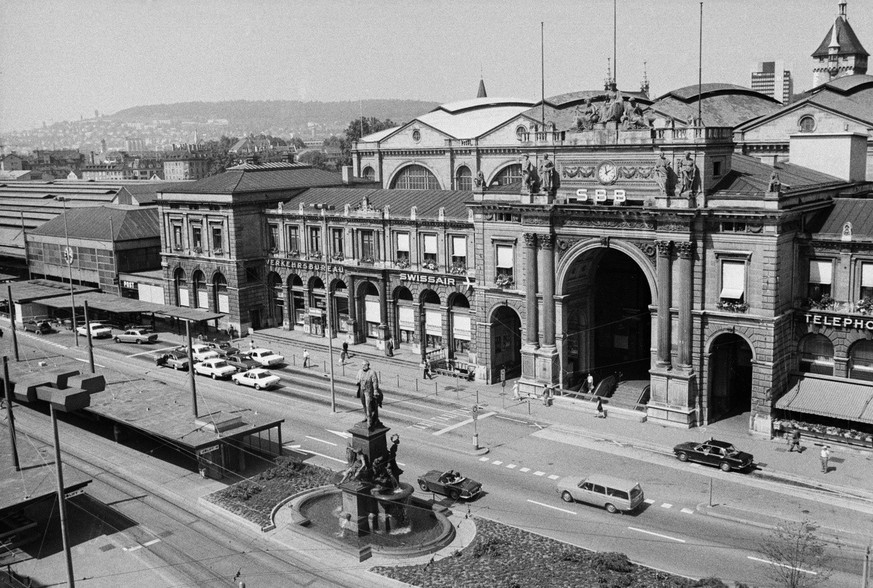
[[811, 0, 868, 87]]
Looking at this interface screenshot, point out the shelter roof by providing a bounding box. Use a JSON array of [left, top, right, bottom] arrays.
[[0, 279, 98, 304], [36, 290, 223, 321], [709, 154, 845, 194], [30, 206, 159, 241], [284, 187, 473, 220], [415, 104, 533, 139]]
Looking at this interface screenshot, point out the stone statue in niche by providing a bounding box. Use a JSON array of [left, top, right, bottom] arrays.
[[678, 151, 697, 194], [654, 153, 672, 195], [474, 170, 486, 188], [539, 154, 555, 193], [520, 154, 539, 191], [767, 171, 782, 193]]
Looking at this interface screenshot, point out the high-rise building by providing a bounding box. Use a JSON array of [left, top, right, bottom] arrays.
[[811, 0, 868, 87], [751, 61, 793, 104]]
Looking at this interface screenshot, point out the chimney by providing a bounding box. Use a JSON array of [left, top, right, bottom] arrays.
[[789, 132, 867, 181], [758, 154, 779, 166], [342, 165, 353, 184], [89, 151, 95, 164]]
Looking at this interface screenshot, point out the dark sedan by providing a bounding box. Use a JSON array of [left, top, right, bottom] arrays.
[[224, 353, 260, 371], [672, 438, 754, 472], [23, 320, 53, 334], [417, 470, 482, 501]]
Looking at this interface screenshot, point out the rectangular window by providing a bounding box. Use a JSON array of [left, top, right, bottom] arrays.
[[720, 260, 745, 300], [286, 226, 299, 253], [422, 234, 438, 264], [331, 229, 344, 258], [360, 230, 375, 261], [268, 224, 279, 251], [308, 227, 321, 256], [451, 236, 467, 268], [191, 225, 202, 250], [496, 244, 514, 280], [211, 226, 223, 254], [808, 259, 833, 301], [861, 263, 873, 300], [712, 160, 722, 177], [172, 224, 182, 249], [245, 267, 261, 284], [396, 232, 410, 263]]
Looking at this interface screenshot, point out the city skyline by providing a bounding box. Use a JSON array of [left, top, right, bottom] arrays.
[[1, 0, 871, 133]]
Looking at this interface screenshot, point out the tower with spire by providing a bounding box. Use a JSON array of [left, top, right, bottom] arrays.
[[812, 0, 868, 87]]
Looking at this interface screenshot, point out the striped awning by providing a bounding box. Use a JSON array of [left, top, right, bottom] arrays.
[[776, 375, 873, 424]]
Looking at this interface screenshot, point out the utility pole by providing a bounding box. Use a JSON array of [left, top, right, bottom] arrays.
[[186, 320, 198, 417], [3, 356, 20, 471], [320, 206, 336, 413]]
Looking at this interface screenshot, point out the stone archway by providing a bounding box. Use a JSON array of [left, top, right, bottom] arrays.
[[707, 332, 754, 422], [490, 304, 522, 380]]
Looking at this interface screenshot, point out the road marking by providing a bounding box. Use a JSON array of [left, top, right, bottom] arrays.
[[127, 348, 166, 358], [644, 499, 655, 504], [142, 539, 160, 547], [494, 415, 527, 424], [533, 471, 545, 476], [519, 467, 531, 472], [325, 429, 351, 440], [547, 474, 560, 480], [73, 358, 105, 368], [411, 424, 428, 430], [305, 436, 336, 446], [506, 464, 517, 469], [284, 444, 302, 449], [123, 545, 143, 552], [432, 411, 496, 436], [527, 499, 576, 515], [296, 449, 345, 464], [680, 508, 694, 514], [479, 457, 490, 462], [491, 460, 503, 465], [432, 416, 450, 422], [661, 503, 673, 509], [747, 556, 818, 575], [627, 527, 686, 543]]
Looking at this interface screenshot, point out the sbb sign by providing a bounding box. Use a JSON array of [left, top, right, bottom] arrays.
[[573, 188, 626, 203]]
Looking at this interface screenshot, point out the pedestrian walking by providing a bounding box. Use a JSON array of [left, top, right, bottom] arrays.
[[422, 357, 431, 379], [542, 384, 554, 406], [386, 337, 394, 357], [594, 397, 606, 418], [303, 348, 310, 368], [586, 373, 595, 394], [512, 381, 521, 400], [340, 350, 348, 365], [787, 429, 802, 452], [342, 340, 349, 358], [820, 445, 830, 473]]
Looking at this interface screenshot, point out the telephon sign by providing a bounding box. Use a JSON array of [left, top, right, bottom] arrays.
[[804, 312, 873, 331]]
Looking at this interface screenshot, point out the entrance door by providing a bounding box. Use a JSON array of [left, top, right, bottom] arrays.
[[708, 333, 753, 421], [491, 305, 522, 379], [250, 308, 262, 331]]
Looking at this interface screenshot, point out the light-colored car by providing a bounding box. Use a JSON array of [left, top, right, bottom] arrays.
[[115, 328, 158, 344], [193, 358, 237, 380], [155, 350, 189, 370], [556, 474, 644, 514], [231, 368, 281, 390], [249, 348, 285, 367], [77, 322, 113, 338], [188, 344, 220, 362]]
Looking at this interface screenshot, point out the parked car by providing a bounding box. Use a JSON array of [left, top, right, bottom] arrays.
[[189, 344, 220, 362], [155, 350, 190, 370], [23, 320, 53, 335], [231, 368, 281, 390], [417, 469, 482, 501], [193, 358, 237, 380], [115, 328, 158, 344], [557, 474, 645, 514], [249, 348, 284, 367], [672, 438, 754, 472], [224, 353, 260, 372], [76, 322, 113, 338]]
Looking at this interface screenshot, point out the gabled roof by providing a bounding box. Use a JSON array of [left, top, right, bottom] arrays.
[[30, 205, 159, 241], [166, 164, 345, 194], [286, 187, 472, 220], [709, 154, 846, 194], [810, 198, 873, 238], [651, 84, 780, 128], [812, 13, 868, 58], [416, 101, 533, 140]]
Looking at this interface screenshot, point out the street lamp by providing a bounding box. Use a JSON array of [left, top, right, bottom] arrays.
[[316, 205, 337, 412], [55, 196, 79, 347]]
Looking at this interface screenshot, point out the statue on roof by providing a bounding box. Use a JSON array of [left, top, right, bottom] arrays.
[[539, 154, 555, 194], [767, 171, 782, 193], [621, 98, 649, 130], [654, 153, 672, 195], [520, 154, 539, 191], [574, 98, 599, 131], [474, 170, 486, 189], [678, 152, 698, 195], [600, 83, 625, 123]]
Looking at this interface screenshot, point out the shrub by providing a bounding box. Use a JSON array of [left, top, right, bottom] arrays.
[[591, 552, 634, 574], [225, 481, 262, 502], [471, 537, 506, 558]]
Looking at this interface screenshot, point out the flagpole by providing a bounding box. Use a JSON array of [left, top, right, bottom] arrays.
[[541, 22, 545, 131]]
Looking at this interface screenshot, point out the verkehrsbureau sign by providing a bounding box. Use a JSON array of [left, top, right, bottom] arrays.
[[267, 258, 345, 274], [803, 312, 873, 330]]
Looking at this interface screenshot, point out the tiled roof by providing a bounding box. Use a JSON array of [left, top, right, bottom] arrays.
[[709, 154, 845, 194], [30, 205, 159, 241], [360, 126, 401, 142], [286, 187, 473, 220], [812, 16, 869, 58], [810, 74, 873, 94], [812, 198, 873, 238], [651, 93, 780, 128], [166, 165, 346, 194]]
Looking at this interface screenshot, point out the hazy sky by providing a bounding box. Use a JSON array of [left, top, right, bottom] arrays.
[[1, 0, 871, 132]]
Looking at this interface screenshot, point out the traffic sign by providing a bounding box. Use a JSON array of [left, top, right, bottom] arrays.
[[500, 367, 506, 383], [63, 246, 74, 265], [471, 405, 479, 420]]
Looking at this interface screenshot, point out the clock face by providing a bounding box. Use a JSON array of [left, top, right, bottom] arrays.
[[597, 161, 618, 185]]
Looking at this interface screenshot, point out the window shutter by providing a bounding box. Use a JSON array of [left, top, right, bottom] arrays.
[[720, 260, 745, 299], [423, 234, 438, 254], [452, 236, 467, 257], [496, 245, 514, 269], [809, 260, 832, 285]]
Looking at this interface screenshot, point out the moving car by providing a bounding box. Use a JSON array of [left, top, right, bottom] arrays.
[[672, 438, 754, 472], [77, 322, 113, 338], [224, 353, 260, 372], [193, 358, 237, 380], [231, 368, 281, 390], [557, 474, 644, 514], [23, 320, 53, 335], [115, 328, 158, 344], [155, 350, 189, 370], [417, 469, 482, 501], [249, 348, 284, 367]]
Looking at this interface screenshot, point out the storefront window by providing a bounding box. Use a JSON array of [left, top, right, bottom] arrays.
[[451, 236, 467, 271], [332, 229, 344, 258], [861, 263, 873, 300], [422, 234, 438, 265], [309, 227, 321, 256], [361, 230, 375, 261], [849, 340, 873, 382], [799, 334, 834, 375], [395, 232, 410, 264]]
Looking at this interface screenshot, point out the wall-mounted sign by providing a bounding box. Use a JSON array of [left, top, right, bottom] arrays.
[[572, 188, 628, 203], [399, 272, 463, 286], [267, 259, 345, 274], [803, 312, 873, 330], [198, 444, 220, 456], [122, 280, 136, 289]]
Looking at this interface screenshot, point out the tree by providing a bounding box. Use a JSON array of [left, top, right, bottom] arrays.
[[757, 520, 836, 588], [338, 116, 397, 166]]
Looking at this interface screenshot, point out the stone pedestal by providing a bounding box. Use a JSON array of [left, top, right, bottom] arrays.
[[647, 369, 698, 428], [338, 423, 391, 535], [371, 483, 414, 534]]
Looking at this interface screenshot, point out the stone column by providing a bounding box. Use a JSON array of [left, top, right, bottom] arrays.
[[524, 232, 539, 347], [539, 234, 556, 347], [656, 240, 673, 367], [346, 274, 358, 343], [676, 241, 695, 369], [378, 278, 390, 352]]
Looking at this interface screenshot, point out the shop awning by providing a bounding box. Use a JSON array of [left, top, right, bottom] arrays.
[[776, 375, 873, 424], [37, 290, 223, 322]]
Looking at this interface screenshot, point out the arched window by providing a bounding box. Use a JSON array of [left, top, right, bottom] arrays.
[[192, 270, 207, 309], [798, 115, 816, 133], [799, 334, 834, 375], [456, 166, 472, 191], [213, 273, 229, 313], [849, 340, 873, 382], [174, 268, 188, 307], [390, 165, 441, 190], [362, 166, 375, 181], [267, 272, 283, 324], [493, 164, 522, 186]]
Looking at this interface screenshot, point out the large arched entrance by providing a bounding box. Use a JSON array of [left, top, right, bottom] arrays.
[[359, 281, 381, 341], [393, 286, 414, 348], [491, 305, 522, 379], [267, 272, 282, 327], [708, 333, 754, 421], [309, 276, 326, 336], [560, 247, 653, 389]]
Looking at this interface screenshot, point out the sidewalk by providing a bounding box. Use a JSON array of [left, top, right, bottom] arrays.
[[253, 327, 873, 513]]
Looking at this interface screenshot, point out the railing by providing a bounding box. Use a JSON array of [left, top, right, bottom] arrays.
[[653, 126, 732, 142]]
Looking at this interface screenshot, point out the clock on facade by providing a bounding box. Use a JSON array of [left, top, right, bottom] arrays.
[[597, 161, 618, 185]]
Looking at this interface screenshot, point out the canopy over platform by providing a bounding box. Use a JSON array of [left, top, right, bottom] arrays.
[[36, 290, 223, 322]]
